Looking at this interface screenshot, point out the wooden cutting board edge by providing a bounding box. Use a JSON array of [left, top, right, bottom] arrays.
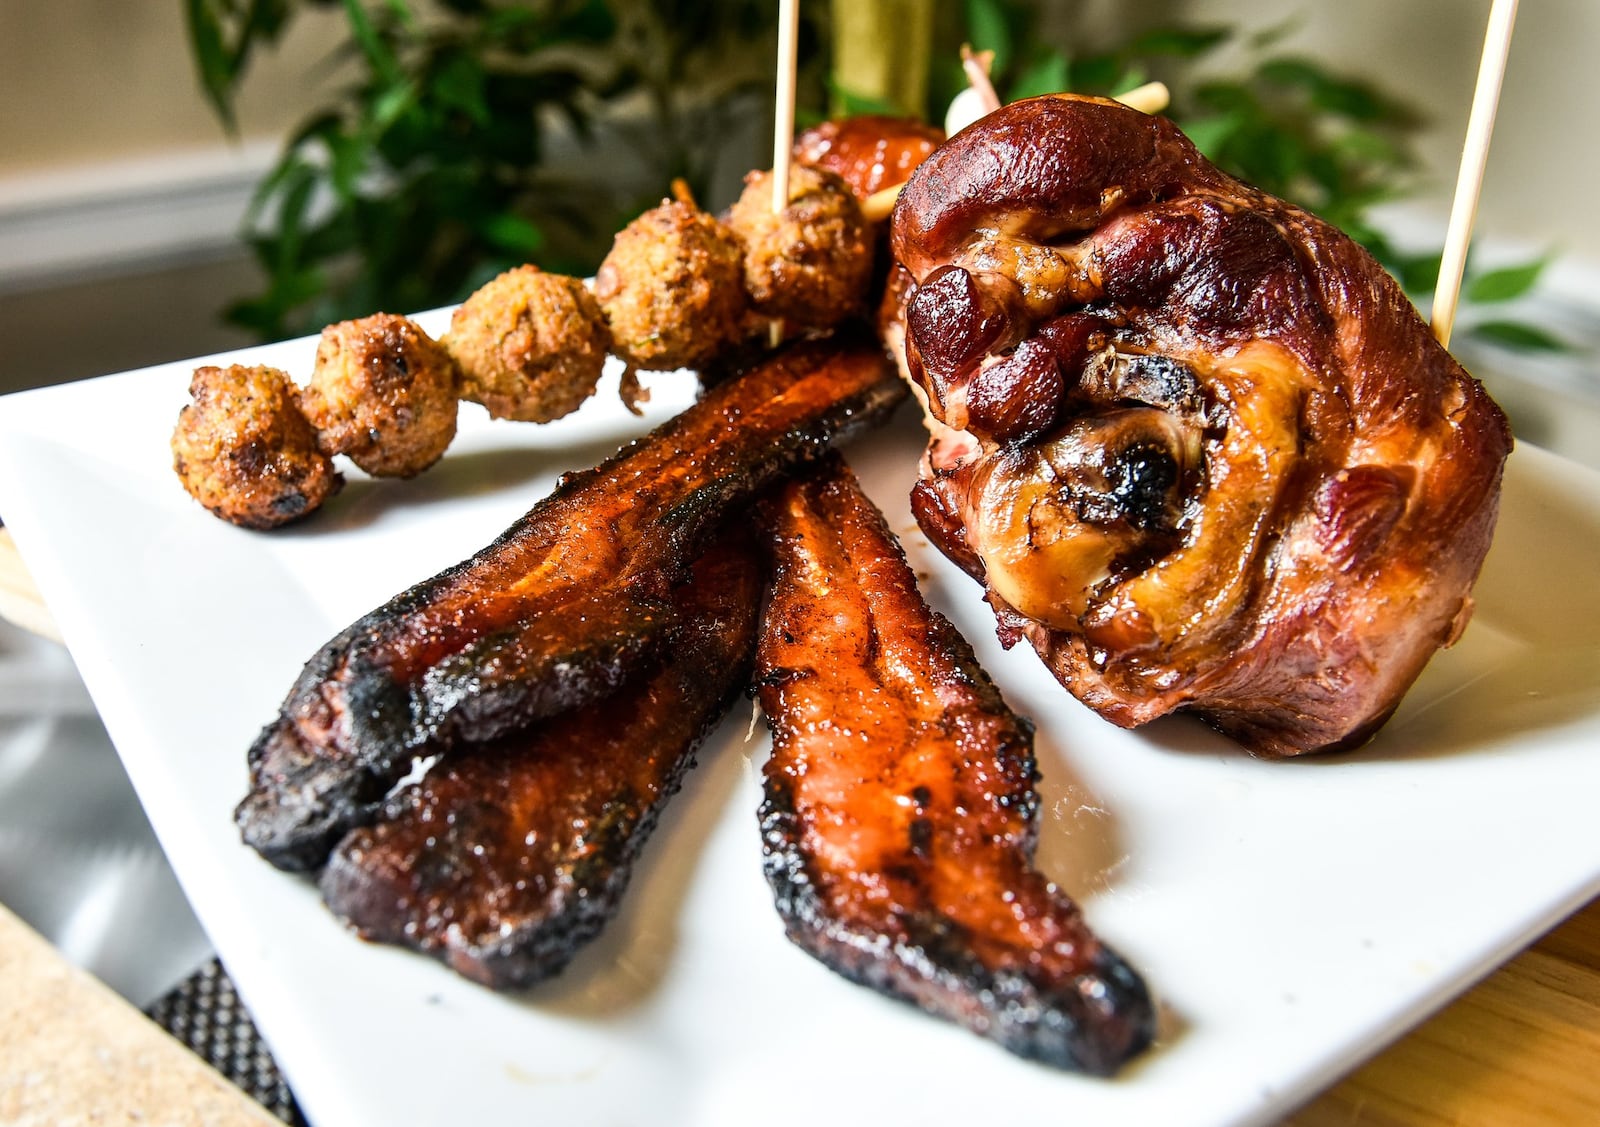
[[0, 901, 278, 1127]]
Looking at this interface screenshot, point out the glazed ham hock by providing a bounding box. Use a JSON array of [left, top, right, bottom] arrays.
[[889, 94, 1512, 756]]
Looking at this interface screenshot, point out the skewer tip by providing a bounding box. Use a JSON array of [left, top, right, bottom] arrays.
[[1431, 0, 1522, 348], [960, 43, 1003, 114], [771, 0, 801, 215]]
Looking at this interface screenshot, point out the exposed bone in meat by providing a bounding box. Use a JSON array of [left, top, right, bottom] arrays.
[[890, 95, 1512, 756], [238, 336, 905, 871], [753, 454, 1154, 1073], [320, 530, 762, 988]]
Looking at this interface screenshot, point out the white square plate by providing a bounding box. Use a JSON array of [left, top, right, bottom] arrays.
[[2, 314, 1597, 1127]]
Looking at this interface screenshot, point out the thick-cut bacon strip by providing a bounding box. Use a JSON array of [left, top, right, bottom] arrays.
[[753, 456, 1154, 1074], [239, 337, 904, 871], [319, 531, 763, 988]]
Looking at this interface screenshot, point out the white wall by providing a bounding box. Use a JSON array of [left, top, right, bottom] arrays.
[[2, 1, 1591, 258], [0, 0, 343, 176], [1090, 0, 1600, 260]]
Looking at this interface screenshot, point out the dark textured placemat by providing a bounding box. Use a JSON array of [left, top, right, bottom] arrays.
[[145, 958, 309, 1126]]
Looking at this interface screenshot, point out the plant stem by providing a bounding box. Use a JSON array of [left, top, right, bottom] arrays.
[[831, 0, 933, 115]]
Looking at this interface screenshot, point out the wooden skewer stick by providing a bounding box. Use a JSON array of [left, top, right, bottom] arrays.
[[772, 0, 801, 214], [860, 184, 904, 224], [861, 81, 1173, 223], [1432, 0, 1521, 348], [767, 0, 802, 349], [1104, 80, 1169, 116], [961, 44, 1002, 114]]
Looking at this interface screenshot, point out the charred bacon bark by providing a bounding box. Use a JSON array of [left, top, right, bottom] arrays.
[[754, 455, 1154, 1074], [890, 95, 1512, 756], [320, 531, 762, 988], [239, 337, 905, 871]]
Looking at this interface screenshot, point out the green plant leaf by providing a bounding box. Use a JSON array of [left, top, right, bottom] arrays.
[[341, 0, 402, 84], [226, 263, 328, 339], [829, 81, 904, 117], [964, 0, 1013, 76], [1398, 252, 1443, 295], [244, 150, 312, 230], [550, 0, 615, 42], [432, 52, 490, 125], [369, 81, 417, 133], [240, 0, 295, 59], [184, 0, 238, 130], [1180, 113, 1244, 160], [271, 163, 320, 272], [477, 212, 545, 256], [1069, 54, 1122, 94], [327, 130, 367, 202], [1309, 77, 1397, 123], [1469, 319, 1573, 352], [1008, 51, 1069, 100], [1330, 126, 1408, 169], [1111, 65, 1150, 95], [1192, 79, 1255, 115], [1127, 26, 1231, 58], [1257, 56, 1412, 124], [380, 0, 415, 30], [1249, 16, 1304, 50], [1255, 57, 1320, 90], [1465, 257, 1551, 303]]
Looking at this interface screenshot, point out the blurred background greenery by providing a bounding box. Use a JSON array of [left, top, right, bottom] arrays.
[[183, 0, 1556, 345]]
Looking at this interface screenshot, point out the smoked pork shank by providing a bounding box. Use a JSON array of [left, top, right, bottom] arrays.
[[889, 94, 1512, 755]]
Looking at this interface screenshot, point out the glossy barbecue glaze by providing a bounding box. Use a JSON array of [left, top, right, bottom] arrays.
[[239, 337, 905, 871], [320, 533, 762, 988], [793, 115, 945, 200], [754, 456, 1154, 1074], [891, 95, 1512, 755]]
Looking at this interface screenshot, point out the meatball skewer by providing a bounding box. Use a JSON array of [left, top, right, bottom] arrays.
[[442, 265, 611, 424], [723, 163, 873, 337], [594, 186, 748, 411], [175, 136, 885, 529], [172, 364, 342, 530], [301, 313, 460, 479]]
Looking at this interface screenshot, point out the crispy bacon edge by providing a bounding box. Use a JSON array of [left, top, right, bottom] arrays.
[[239, 335, 905, 871], [753, 455, 1155, 1074]]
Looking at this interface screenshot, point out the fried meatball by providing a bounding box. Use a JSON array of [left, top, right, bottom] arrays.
[[172, 364, 341, 530], [723, 165, 873, 331], [594, 200, 747, 372], [444, 266, 611, 424], [300, 313, 460, 478]]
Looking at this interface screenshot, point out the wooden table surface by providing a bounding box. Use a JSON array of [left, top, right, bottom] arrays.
[[1286, 896, 1600, 1125], [1, 527, 1596, 1125]]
